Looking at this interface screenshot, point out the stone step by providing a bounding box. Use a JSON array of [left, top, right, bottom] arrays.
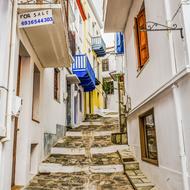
[[51, 145, 130, 155], [66, 130, 119, 137], [42, 152, 122, 165], [39, 163, 124, 173], [55, 135, 113, 149], [124, 161, 140, 171], [90, 145, 130, 154], [39, 152, 124, 173], [135, 184, 155, 190], [118, 149, 157, 190], [24, 172, 135, 190], [119, 149, 135, 162], [68, 123, 119, 133], [51, 147, 86, 155]]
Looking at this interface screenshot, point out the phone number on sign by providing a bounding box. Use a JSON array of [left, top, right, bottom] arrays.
[[21, 17, 53, 26]]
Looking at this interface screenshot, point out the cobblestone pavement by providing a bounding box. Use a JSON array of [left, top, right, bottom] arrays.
[[25, 116, 135, 190]]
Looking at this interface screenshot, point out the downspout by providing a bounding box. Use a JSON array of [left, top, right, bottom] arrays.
[[164, 1, 189, 189], [1, 0, 18, 142]]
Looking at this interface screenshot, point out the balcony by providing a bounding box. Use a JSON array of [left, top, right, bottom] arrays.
[[72, 55, 96, 92], [17, 0, 72, 68], [104, 0, 133, 32], [92, 36, 106, 57]]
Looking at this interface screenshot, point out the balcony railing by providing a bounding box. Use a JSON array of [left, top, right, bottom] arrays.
[[72, 54, 96, 92], [92, 36, 106, 57], [18, 0, 60, 4]]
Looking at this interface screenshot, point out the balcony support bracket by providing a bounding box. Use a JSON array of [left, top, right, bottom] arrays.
[[140, 21, 184, 39]]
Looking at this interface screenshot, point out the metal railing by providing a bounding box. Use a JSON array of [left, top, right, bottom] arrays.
[[92, 36, 106, 50], [85, 56, 96, 85], [73, 54, 95, 85]]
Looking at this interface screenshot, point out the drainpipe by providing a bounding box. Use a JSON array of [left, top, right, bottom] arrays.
[[172, 84, 189, 190], [164, 1, 189, 189], [1, 0, 18, 142]]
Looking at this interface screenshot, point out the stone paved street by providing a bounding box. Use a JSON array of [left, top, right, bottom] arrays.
[[25, 116, 154, 190]]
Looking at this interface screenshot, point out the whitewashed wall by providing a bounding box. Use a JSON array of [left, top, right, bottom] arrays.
[[128, 90, 183, 189], [13, 28, 68, 186], [102, 53, 124, 112], [0, 1, 17, 190], [124, 0, 190, 189]]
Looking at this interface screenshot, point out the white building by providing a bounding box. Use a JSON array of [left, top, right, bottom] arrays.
[[104, 0, 190, 189], [0, 0, 81, 189], [102, 46, 124, 112]]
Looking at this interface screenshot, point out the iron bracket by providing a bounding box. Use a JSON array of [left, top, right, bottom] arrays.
[[140, 21, 184, 39]]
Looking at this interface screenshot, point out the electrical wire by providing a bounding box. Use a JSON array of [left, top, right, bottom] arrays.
[[171, 0, 190, 21]]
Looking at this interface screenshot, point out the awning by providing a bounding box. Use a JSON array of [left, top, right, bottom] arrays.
[[72, 54, 96, 92], [66, 74, 80, 84]]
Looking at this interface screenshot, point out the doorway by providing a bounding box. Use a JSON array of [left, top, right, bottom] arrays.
[[74, 85, 78, 124], [66, 82, 72, 126], [11, 56, 22, 187], [89, 92, 92, 114], [11, 42, 30, 188]]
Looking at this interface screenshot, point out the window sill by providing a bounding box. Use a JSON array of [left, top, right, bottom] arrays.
[[142, 157, 159, 166]]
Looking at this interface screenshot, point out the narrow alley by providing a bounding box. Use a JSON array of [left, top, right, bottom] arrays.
[[1, 0, 190, 190], [24, 114, 155, 190]]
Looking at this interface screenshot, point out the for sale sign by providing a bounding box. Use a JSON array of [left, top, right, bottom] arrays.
[[18, 9, 53, 28]]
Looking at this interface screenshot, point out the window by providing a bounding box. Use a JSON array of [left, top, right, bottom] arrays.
[[54, 68, 60, 102], [103, 78, 114, 95], [102, 59, 109, 71], [139, 109, 158, 165], [32, 65, 40, 122], [134, 7, 149, 70]]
